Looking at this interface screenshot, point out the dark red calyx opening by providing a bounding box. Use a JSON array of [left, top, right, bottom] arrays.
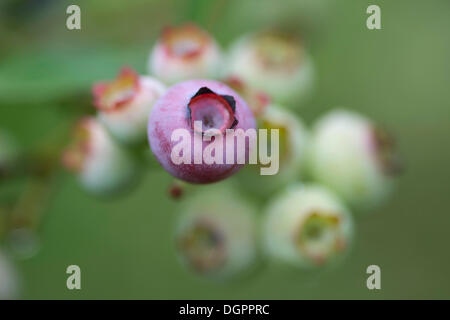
[[187, 87, 238, 135]]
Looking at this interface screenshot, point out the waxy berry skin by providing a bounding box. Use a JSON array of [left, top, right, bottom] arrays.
[[227, 32, 314, 105], [263, 184, 354, 268], [175, 185, 257, 279], [148, 79, 256, 184], [308, 110, 400, 210], [62, 117, 137, 195], [93, 68, 166, 144], [257, 105, 309, 185], [236, 104, 309, 197], [148, 24, 222, 84]]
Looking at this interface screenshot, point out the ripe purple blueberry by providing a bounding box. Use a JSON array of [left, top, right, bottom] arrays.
[[148, 79, 256, 184]]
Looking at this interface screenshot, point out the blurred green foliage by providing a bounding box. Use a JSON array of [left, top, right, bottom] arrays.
[[0, 0, 450, 299]]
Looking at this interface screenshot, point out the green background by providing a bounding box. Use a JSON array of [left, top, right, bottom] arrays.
[[0, 0, 449, 299]]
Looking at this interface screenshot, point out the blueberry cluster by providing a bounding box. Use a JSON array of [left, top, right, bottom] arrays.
[[60, 23, 400, 280], [0, 23, 400, 288]]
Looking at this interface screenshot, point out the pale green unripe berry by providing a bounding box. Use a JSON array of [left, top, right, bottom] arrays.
[[175, 186, 258, 280], [62, 117, 137, 196], [260, 105, 309, 184], [308, 110, 400, 210], [227, 32, 314, 106], [148, 23, 222, 85], [93, 67, 166, 144], [236, 104, 309, 197], [263, 184, 353, 268]]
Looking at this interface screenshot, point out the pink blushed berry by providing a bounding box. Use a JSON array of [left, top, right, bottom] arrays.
[[93, 67, 166, 144], [148, 24, 222, 84], [148, 79, 256, 184]]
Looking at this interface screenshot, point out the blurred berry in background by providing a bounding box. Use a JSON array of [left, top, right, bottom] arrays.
[[308, 110, 401, 210], [236, 104, 309, 198], [175, 184, 258, 280], [226, 31, 314, 106], [93, 67, 166, 144], [62, 117, 138, 196], [148, 23, 222, 84], [263, 184, 353, 268], [224, 77, 270, 118]]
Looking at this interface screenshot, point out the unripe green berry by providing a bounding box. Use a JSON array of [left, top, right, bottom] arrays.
[[263, 184, 353, 268], [148, 23, 222, 84], [308, 110, 401, 210], [236, 104, 309, 198], [175, 185, 258, 280], [62, 117, 137, 196], [227, 31, 314, 106]]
